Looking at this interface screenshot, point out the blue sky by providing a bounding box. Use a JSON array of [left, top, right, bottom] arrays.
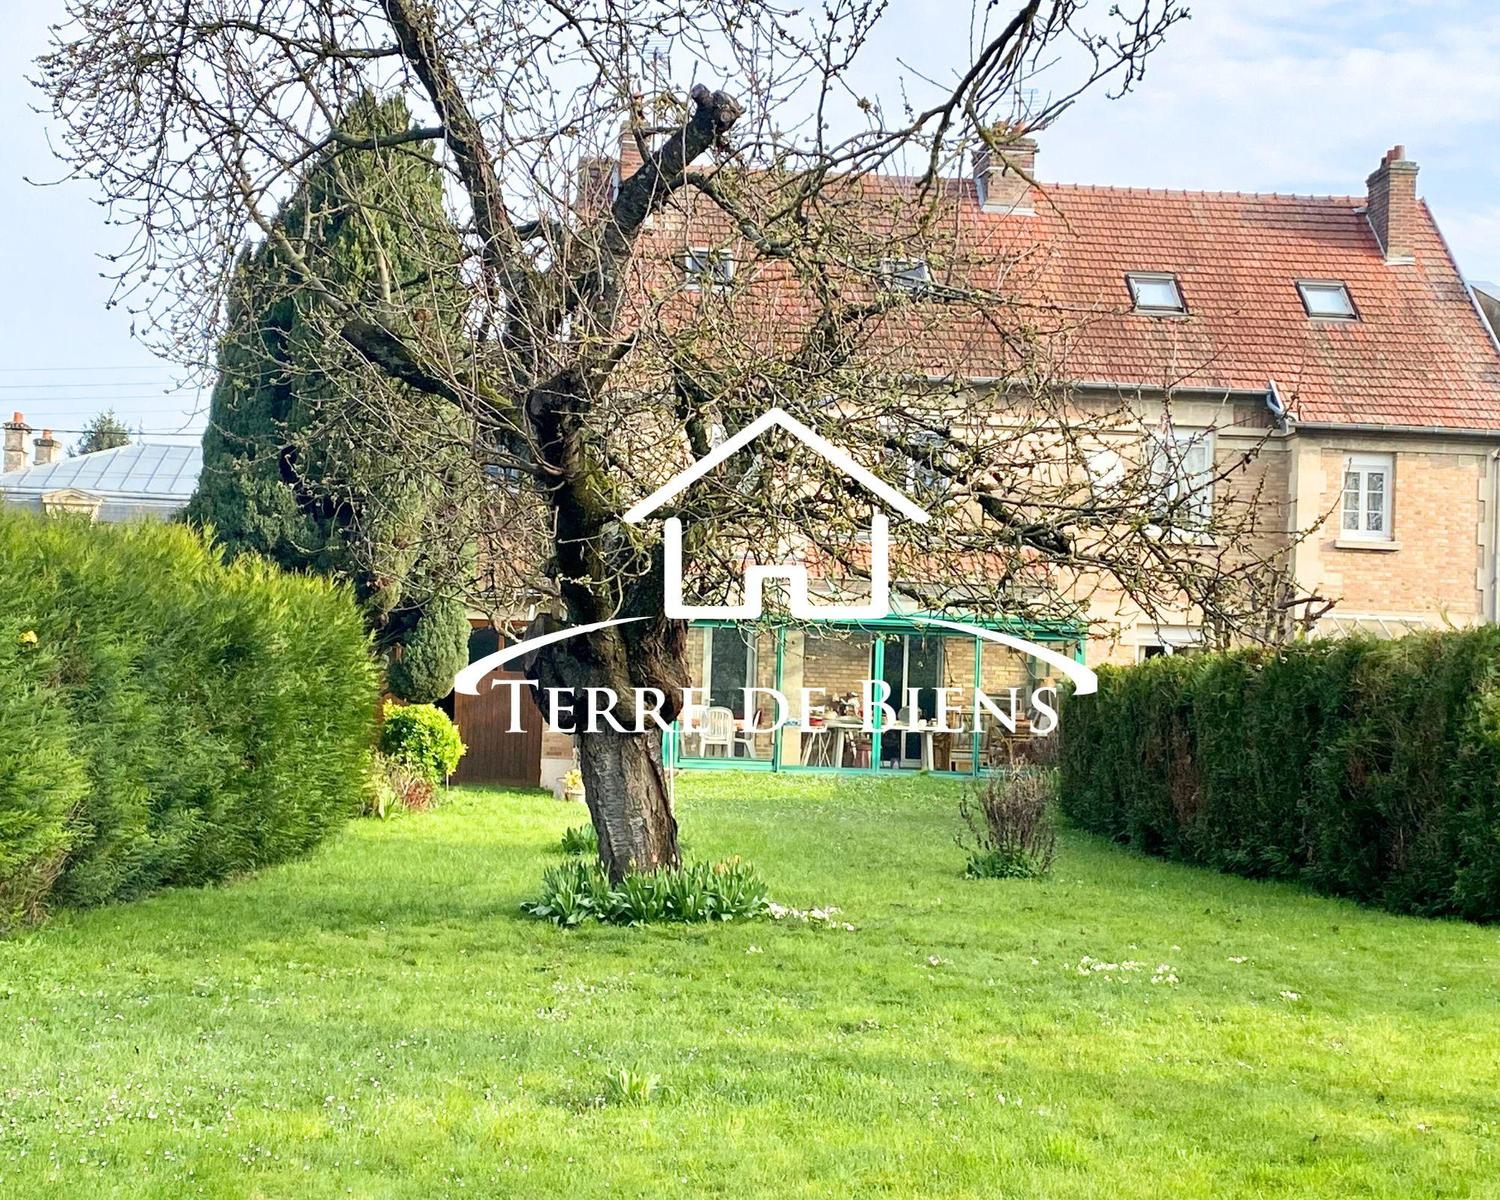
[[2, 1, 1496, 442]]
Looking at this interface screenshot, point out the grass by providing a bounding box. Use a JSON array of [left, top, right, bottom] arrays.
[[1, 774, 1497, 1199]]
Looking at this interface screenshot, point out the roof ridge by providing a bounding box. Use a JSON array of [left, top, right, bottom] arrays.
[[879, 171, 1364, 205], [1038, 182, 1363, 204]]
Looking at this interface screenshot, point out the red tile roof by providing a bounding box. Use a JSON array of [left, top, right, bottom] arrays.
[[976, 182, 1500, 429], [640, 171, 1500, 431]]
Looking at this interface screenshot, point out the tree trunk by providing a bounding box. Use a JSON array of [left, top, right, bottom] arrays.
[[529, 614, 688, 881], [578, 726, 680, 881]]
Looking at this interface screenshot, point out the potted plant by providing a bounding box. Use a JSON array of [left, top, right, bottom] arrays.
[[562, 767, 585, 804]]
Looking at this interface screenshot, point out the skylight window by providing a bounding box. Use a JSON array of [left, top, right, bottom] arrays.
[[1126, 272, 1186, 314], [1297, 280, 1357, 320], [881, 258, 931, 294]]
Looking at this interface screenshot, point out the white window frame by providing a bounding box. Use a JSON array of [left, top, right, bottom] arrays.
[[1297, 280, 1358, 321], [880, 257, 931, 294], [1136, 625, 1204, 663], [681, 246, 734, 291], [1150, 425, 1216, 530], [1340, 452, 1393, 540], [1126, 271, 1186, 314]]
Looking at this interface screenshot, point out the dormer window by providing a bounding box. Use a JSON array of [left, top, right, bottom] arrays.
[[1126, 272, 1186, 314], [881, 258, 931, 294], [1297, 280, 1357, 320], [682, 247, 734, 290]]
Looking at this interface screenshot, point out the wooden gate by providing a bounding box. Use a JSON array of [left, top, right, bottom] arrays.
[[451, 627, 544, 787]]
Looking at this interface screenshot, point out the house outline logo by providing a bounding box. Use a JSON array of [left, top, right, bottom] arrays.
[[623, 407, 930, 620]]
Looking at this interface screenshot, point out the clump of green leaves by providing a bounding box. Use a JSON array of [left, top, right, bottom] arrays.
[[378, 701, 465, 785], [70, 408, 130, 456], [599, 1068, 662, 1107], [558, 823, 599, 856], [0, 510, 375, 931], [958, 770, 1057, 879], [523, 857, 770, 926], [184, 94, 480, 705]]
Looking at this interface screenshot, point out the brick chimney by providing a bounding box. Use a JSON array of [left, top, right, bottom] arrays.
[[3, 412, 31, 474], [973, 136, 1037, 215], [32, 429, 61, 468], [577, 121, 647, 210], [1366, 144, 1419, 264]]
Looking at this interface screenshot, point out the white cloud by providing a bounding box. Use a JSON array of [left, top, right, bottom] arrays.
[[1003, 2, 1500, 279], [1042, 4, 1500, 184]]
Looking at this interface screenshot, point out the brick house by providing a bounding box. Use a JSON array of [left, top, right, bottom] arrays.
[[945, 141, 1500, 662], [459, 140, 1500, 785]]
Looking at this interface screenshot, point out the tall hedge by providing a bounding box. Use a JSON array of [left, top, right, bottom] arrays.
[[0, 510, 377, 930], [1059, 631, 1500, 921]]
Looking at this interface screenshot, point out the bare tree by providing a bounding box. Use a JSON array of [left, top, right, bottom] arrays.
[[36, 0, 1314, 879]]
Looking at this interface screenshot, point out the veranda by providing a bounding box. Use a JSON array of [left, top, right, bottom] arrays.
[[669, 613, 1084, 777]]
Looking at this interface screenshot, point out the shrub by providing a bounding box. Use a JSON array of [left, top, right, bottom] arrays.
[[362, 752, 437, 818], [0, 511, 376, 930], [362, 755, 398, 819], [388, 760, 437, 812], [559, 823, 599, 856], [384, 596, 469, 703], [522, 857, 771, 926], [379, 701, 465, 785], [957, 769, 1057, 879], [1059, 630, 1500, 921], [599, 1068, 663, 1106]]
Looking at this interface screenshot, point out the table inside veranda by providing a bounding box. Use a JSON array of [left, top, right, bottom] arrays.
[[799, 718, 942, 770]]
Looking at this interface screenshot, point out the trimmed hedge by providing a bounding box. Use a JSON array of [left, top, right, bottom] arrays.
[[1059, 631, 1500, 921], [0, 510, 377, 930]]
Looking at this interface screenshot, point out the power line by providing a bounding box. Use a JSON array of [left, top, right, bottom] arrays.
[[7, 405, 208, 413], [48, 429, 204, 437], [0, 380, 186, 390], [0, 364, 189, 373]]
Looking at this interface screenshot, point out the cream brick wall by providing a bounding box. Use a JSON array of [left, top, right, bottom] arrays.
[[1075, 414, 1297, 667], [1075, 421, 1499, 666], [1291, 431, 1491, 625]]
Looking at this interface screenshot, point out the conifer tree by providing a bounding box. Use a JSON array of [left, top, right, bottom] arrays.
[[71, 409, 130, 456], [186, 95, 478, 701]]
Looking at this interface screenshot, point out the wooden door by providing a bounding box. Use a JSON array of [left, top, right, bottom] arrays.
[[451, 627, 543, 787]]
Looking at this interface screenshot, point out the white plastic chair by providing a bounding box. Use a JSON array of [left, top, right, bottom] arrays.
[[699, 705, 737, 757]]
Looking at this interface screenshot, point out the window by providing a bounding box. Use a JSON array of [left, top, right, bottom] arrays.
[[1341, 453, 1393, 539], [1149, 426, 1215, 529], [682, 247, 733, 290], [1137, 628, 1204, 662], [902, 429, 951, 497], [1297, 280, 1357, 320], [1126, 272, 1186, 314], [880, 257, 931, 294], [705, 625, 756, 717]]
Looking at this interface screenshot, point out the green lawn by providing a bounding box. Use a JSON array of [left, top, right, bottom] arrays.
[[2, 775, 1497, 1199]]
